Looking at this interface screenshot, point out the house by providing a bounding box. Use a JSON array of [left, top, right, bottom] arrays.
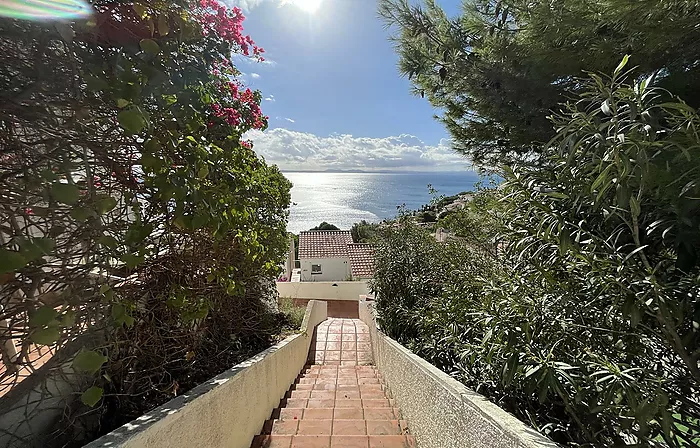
[[297, 230, 375, 281], [347, 243, 375, 280]]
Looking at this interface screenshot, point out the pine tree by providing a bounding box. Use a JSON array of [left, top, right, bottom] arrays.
[[379, 0, 700, 167]]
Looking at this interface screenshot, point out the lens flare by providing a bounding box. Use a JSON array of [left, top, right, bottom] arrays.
[[0, 0, 92, 21]]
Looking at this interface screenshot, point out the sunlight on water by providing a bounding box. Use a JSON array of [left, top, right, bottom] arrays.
[[0, 0, 92, 21], [284, 171, 480, 233]]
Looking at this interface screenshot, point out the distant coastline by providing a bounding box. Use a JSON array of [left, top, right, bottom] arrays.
[[282, 169, 472, 174], [283, 171, 481, 234]]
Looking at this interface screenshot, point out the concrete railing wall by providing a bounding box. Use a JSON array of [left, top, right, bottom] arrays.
[[276, 281, 370, 301], [359, 300, 558, 448], [87, 300, 328, 448]]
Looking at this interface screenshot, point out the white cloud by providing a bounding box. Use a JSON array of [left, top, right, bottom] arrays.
[[228, 0, 266, 10], [250, 73, 261, 79], [232, 54, 277, 69], [245, 128, 470, 172], [264, 95, 275, 102], [283, 117, 295, 123]]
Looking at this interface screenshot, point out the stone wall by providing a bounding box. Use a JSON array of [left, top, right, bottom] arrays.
[[359, 300, 558, 448]]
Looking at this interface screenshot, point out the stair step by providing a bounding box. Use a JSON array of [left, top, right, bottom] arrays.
[[251, 434, 416, 448], [288, 388, 389, 399], [274, 408, 402, 421], [252, 320, 414, 448], [281, 398, 395, 409], [263, 419, 408, 436]]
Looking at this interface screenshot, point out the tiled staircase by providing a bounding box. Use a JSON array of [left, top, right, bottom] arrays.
[[251, 319, 416, 448]]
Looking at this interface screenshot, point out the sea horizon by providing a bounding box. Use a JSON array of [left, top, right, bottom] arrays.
[[283, 170, 482, 234]]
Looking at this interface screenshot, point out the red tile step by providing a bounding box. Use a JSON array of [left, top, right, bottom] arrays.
[[251, 365, 416, 448]]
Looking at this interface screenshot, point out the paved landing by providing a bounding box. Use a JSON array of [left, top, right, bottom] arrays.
[[309, 319, 373, 366]]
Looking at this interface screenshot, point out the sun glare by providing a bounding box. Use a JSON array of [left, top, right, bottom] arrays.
[[286, 0, 323, 13]]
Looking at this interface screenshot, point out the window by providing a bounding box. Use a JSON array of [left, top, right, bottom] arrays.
[[311, 264, 322, 274]]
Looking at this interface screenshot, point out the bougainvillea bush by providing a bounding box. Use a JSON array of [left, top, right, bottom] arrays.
[[0, 1, 290, 444]]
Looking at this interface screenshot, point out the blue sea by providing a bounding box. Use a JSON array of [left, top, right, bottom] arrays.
[[284, 171, 482, 234]]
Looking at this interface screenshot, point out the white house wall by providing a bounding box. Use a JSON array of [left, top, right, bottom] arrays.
[[276, 281, 370, 300], [299, 258, 350, 281]]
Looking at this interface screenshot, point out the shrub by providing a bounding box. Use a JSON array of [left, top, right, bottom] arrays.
[[371, 65, 700, 446], [0, 1, 290, 444], [350, 220, 381, 243], [310, 222, 341, 231], [278, 297, 306, 332]]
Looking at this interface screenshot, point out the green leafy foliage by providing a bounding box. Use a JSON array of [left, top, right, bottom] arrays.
[[372, 74, 700, 446], [350, 220, 381, 243], [278, 297, 305, 332], [310, 222, 340, 231], [0, 1, 290, 444], [0, 249, 26, 273], [379, 0, 700, 166], [30, 327, 60, 346], [50, 183, 80, 204], [80, 386, 104, 407], [73, 350, 108, 375]]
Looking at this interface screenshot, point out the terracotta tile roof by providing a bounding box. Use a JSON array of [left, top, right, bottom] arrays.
[[347, 243, 375, 279], [298, 230, 353, 259]]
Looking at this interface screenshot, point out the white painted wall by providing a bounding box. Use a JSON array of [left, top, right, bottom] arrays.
[[277, 281, 370, 301], [86, 301, 328, 448], [299, 257, 350, 281]]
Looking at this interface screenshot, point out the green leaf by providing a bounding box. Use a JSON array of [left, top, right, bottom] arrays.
[[34, 238, 55, 255], [70, 207, 95, 222], [0, 249, 27, 273], [614, 54, 630, 76], [31, 327, 60, 345], [192, 213, 208, 229], [97, 196, 118, 214], [97, 235, 118, 249], [20, 237, 56, 261], [629, 196, 641, 218], [133, 3, 148, 19], [140, 153, 161, 171], [30, 306, 58, 327], [60, 310, 76, 327], [117, 107, 147, 134], [139, 38, 160, 55], [52, 183, 80, 204], [40, 168, 59, 181], [144, 138, 161, 154], [163, 94, 178, 106], [158, 15, 170, 36], [73, 349, 108, 374], [112, 304, 135, 328], [81, 386, 104, 407], [121, 253, 144, 268], [198, 165, 209, 179], [84, 75, 109, 91], [116, 98, 130, 108]]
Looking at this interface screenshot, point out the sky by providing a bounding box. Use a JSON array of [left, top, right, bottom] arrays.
[[229, 0, 469, 172]]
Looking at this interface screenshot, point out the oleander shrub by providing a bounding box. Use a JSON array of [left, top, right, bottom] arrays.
[[372, 63, 700, 447]]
